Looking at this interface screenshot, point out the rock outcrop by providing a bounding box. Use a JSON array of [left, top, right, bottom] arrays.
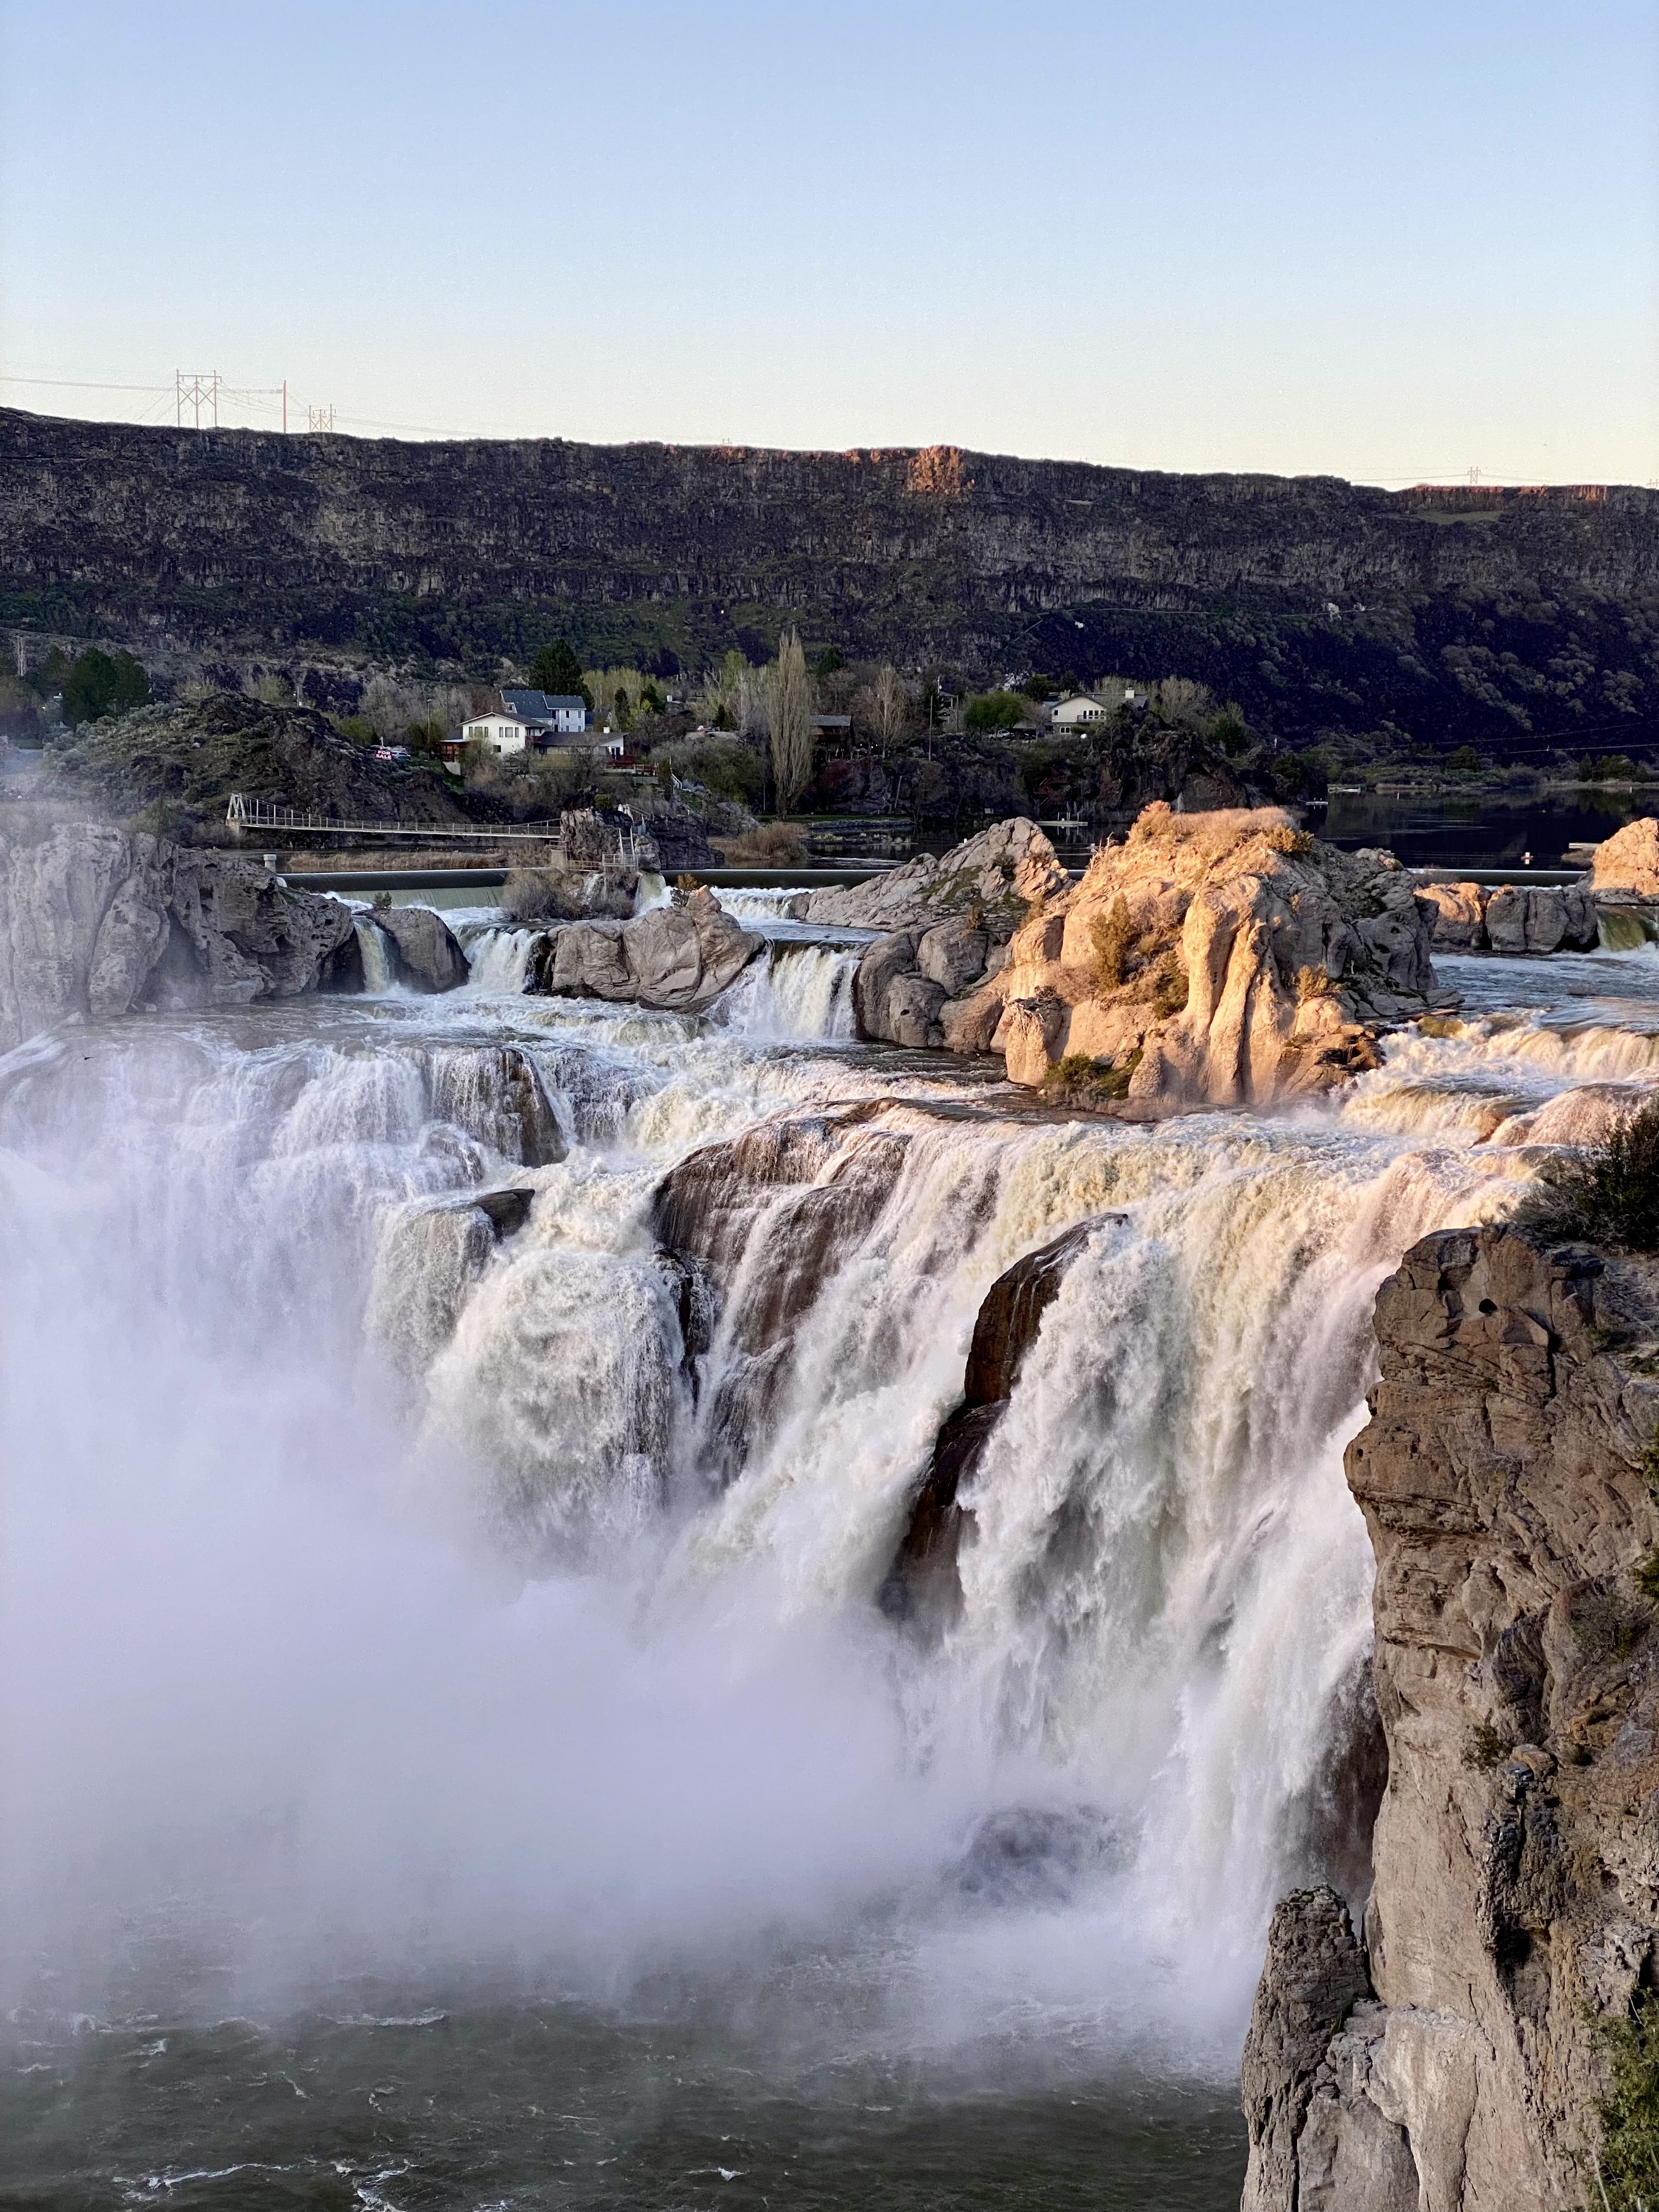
[[1242, 1223, 1659, 2211], [531, 885, 762, 1012], [891, 805, 1437, 1105], [806, 816, 1068, 934], [1592, 817, 1659, 902], [1417, 877, 1600, 953], [0, 822, 370, 1050]]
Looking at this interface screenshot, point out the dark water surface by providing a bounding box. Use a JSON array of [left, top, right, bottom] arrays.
[[1318, 788, 1646, 870], [1, 1993, 1246, 2211]]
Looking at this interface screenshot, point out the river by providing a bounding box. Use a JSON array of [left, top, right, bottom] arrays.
[[4, 912, 1658, 2209]]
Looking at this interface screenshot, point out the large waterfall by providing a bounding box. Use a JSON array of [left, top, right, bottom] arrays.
[[5, 935, 1658, 2204]]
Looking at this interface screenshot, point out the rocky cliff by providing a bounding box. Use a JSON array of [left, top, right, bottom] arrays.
[[1242, 1223, 1659, 2211], [5, 408, 1656, 752], [0, 822, 465, 1048]]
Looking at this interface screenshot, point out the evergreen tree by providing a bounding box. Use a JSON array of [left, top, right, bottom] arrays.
[[528, 639, 592, 710]]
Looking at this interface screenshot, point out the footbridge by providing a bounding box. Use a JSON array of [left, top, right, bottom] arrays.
[[225, 794, 643, 868]]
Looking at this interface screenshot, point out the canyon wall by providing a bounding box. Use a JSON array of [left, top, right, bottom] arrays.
[[5, 408, 1657, 748], [1243, 1223, 1659, 2210]]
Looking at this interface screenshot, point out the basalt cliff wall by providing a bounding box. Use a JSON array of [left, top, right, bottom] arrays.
[[5, 408, 1657, 748], [1242, 1224, 1659, 2211]]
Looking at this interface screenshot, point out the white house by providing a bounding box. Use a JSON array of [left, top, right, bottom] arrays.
[[462, 710, 532, 757], [1052, 694, 1107, 728]]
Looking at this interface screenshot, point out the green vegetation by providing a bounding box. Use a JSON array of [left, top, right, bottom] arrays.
[[62, 646, 149, 725], [1446, 744, 1482, 775], [963, 690, 1027, 734], [1041, 1051, 1142, 1106], [814, 647, 845, 678], [1090, 896, 1133, 991], [1464, 1722, 1511, 1771], [1523, 1096, 1659, 1251], [1595, 1993, 1659, 2210]]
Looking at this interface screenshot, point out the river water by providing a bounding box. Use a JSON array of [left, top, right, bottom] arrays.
[[5, 917, 1659, 2209]]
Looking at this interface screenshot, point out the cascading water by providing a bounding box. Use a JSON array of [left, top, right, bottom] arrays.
[[713, 941, 860, 1042], [3, 944, 1655, 2206]]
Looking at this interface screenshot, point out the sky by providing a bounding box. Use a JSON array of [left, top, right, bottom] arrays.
[[2, 0, 1656, 484]]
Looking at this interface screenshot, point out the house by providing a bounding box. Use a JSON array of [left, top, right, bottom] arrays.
[[460, 710, 533, 757], [500, 687, 590, 739], [1052, 695, 1107, 728]]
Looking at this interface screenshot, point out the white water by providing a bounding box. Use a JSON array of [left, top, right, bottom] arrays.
[[464, 923, 541, 994], [2, 945, 1655, 2078], [714, 942, 860, 1042]]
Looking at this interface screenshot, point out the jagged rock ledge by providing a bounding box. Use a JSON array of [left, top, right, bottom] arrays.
[[0, 821, 468, 1051], [1242, 1222, 1659, 2211]]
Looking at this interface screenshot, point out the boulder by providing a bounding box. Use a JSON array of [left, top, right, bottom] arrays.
[[1485, 882, 1600, 953], [539, 888, 763, 1012], [1415, 881, 1487, 949], [1590, 816, 1659, 899], [917, 915, 990, 995], [952, 806, 1433, 1107], [373, 904, 469, 991], [883, 973, 948, 1048], [852, 929, 923, 1040]]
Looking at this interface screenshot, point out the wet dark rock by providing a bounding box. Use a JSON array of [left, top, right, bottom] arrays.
[[473, 1187, 535, 1237], [882, 1217, 1114, 1628], [955, 1805, 1125, 1905], [424, 1045, 566, 1167]]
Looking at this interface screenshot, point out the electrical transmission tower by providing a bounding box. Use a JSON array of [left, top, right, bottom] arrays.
[[307, 404, 335, 432], [175, 371, 221, 428]]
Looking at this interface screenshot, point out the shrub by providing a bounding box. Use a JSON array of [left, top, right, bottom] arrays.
[[63, 646, 149, 726], [714, 821, 808, 865], [1262, 823, 1314, 856], [1090, 895, 1134, 992], [1297, 964, 1337, 1001], [1041, 1051, 1141, 1105], [1464, 1722, 1511, 1771], [500, 866, 582, 923], [1522, 1096, 1659, 1251], [963, 690, 1027, 735], [1595, 1992, 1659, 2210]]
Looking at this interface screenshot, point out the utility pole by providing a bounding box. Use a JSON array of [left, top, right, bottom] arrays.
[[175, 371, 221, 428], [307, 404, 334, 433], [282, 379, 287, 433]]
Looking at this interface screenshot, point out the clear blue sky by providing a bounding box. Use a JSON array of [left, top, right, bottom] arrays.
[[2, 0, 1655, 483]]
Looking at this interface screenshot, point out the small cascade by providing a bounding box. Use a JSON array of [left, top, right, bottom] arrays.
[[1598, 906, 1658, 951], [715, 943, 859, 1042], [465, 926, 541, 994], [353, 912, 397, 993]]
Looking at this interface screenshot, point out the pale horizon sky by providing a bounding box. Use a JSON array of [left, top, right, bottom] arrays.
[[2, 0, 1656, 486]]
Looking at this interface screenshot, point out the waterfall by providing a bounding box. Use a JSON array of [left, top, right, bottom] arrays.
[[465, 925, 541, 994], [714, 943, 859, 1042], [353, 912, 397, 993], [1, 967, 1652, 2065]]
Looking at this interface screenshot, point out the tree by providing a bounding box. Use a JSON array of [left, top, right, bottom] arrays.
[[529, 639, 592, 710], [1446, 744, 1482, 775], [871, 662, 906, 752], [963, 689, 1026, 734], [815, 646, 845, 678], [62, 647, 149, 725], [766, 629, 814, 810]]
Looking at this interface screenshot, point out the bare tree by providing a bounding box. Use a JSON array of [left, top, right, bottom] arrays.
[[696, 648, 748, 729], [766, 629, 814, 811], [871, 662, 906, 753], [737, 659, 770, 744]]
